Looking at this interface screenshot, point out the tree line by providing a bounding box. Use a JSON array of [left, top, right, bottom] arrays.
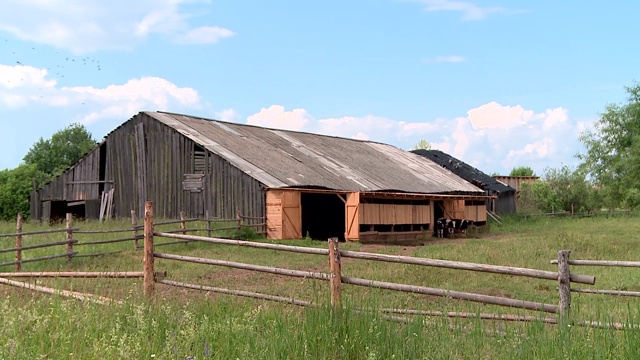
[[0, 124, 95, 220]]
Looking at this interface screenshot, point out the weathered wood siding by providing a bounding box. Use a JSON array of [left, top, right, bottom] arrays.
[[107, 113, 266, 220], [359, 204, 431, 225], [34, 147, 101, 202], [31, 113, 266, 221]]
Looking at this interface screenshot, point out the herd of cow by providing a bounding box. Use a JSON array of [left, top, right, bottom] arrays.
[[435, 218, 471, 238]]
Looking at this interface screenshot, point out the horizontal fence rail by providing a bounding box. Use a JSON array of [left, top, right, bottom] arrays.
[[155, 232, 595, 285], [550, 259, 640, 267], [0, 228, 79, 238]]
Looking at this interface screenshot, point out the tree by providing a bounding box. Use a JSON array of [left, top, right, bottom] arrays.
[[579, 82, 640, 209], [23, 123, 96, 177], [509, 166, 535, 177], [0, 164, 49, 220], [410, 139, 432, 151]]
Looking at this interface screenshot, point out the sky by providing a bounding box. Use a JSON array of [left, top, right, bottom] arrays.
[[1, 1, 638, 176]]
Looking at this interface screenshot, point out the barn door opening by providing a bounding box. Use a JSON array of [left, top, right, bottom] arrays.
[[301, 192, 345, 241], [434, 200, 444, 220]]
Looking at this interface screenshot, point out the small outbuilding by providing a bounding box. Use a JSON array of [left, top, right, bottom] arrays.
[[31, 112, 489, 241], [412, 149, 517, 214]]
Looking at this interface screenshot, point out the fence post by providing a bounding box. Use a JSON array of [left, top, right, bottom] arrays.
[[180, 210, 186, 235], [131, 210, 139, 250], [557, 250, 571, 324], [328, 237, 342, 308], [16, 213, 23, 272], [236, 211, 242, 232], [206, 210, 211, 238], [143, 201, 155, 297], [66, 213, 73, 262]]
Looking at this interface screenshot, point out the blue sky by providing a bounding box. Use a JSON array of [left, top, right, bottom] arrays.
[[1, 0, 638, 176]]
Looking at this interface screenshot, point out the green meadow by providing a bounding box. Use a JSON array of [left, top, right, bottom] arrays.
[[1, 215, 640, 359]]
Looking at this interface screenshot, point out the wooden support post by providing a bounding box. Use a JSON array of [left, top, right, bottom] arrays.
[[237, 211, 242, 232], [180, 210, 186, 235], [131, 210, 139, 250], [328, 237, 342, 308], [16, 213, 23, 272], [558, 250, 571, 323], [571, 203, 574, 217], [143, 201, 155, 297], [206, 210, 211, 238], [66, 213, 73, 263]]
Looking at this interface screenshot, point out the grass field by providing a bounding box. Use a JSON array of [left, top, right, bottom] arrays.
[[1, 215, 640, 359]]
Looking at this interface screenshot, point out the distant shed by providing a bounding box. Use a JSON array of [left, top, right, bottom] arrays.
[[412, 149, 517, 214], [32, 111, 488, 241]]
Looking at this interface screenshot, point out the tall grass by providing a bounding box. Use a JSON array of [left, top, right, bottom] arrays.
[[1, 215, 640, 358]]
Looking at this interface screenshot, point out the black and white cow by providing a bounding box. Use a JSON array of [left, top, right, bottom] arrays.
[[435, 218, 471, 238]]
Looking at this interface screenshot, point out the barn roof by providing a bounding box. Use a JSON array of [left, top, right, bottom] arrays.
[[144, 111, 483, 194], [411, 149, 516, 194]]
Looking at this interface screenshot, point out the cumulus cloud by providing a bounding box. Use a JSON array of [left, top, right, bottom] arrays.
[[246, 105, 312, 131], [412, 0, 525, 21], [176, 26, 234, 45], [0, 0, 233, 53], [245, 102, 581, 175], [422, 55, 466, 64], [0, 64, 201, 123], [215, 108, 240, 122]]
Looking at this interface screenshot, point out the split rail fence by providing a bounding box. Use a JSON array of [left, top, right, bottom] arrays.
[[138, 201, 614, 328], [550, 257, 640, 298], [0, 210, 265, 272]]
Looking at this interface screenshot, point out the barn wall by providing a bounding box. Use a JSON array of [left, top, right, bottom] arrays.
[[104, 113, 266, 220]]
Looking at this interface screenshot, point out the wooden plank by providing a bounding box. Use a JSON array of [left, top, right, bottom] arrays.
[[342, 276, 558, 313], [550, 259, 640, 267], [379, 204, 395, 224], [266, 190, 283, 239], [282, 190, 301, 239], [345, 192, 360, 241]]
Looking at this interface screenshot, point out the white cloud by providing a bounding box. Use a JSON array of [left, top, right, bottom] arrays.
[[216, 108, 240, 122], [245, 102, 582, 175], [412, 0, 525, 21], [176, 26, 234, 45], [0, 64, 201, 123], [0, 0, 233, 53], [422, 55, 466, 63], [467, 101, 538, 129], [246, 105, 312, 131]]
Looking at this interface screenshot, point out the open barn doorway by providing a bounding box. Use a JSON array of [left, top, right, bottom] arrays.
[[301, 192, 346, 241]]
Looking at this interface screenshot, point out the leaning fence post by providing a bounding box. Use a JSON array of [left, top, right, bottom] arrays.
[[557, 250, 571, 324], [66, 213, 73, 262], [131, 210, 139, 250], [206, 210, 211, 238], [144, 201, 155, 297], [180, 210, 186, 235], [328, 237, 342, 308], [16, 213, 23, 272]]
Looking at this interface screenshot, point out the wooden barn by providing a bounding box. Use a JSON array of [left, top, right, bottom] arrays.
[[31, 111, 488, 241], [412, 149, 517, 214]]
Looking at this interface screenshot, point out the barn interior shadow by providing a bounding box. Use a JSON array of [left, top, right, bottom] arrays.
[[301, 192, 345, 242]]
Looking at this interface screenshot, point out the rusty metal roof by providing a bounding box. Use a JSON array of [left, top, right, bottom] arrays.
[[147, 111, 484, 194]]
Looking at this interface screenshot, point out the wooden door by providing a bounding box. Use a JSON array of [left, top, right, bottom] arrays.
[[282, 191, 302, 239], [345, 192, 360, 241], [444, 199, 465, 219]]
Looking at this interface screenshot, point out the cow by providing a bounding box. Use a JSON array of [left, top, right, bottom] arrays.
[[435, 217, 454, 238], [435, 218, 471, 238]]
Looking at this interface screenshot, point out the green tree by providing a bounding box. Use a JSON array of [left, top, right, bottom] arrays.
[[410, 139, 432, 151], [0, 164, 49, 220], [543, 166, 600, 213], [579, 82, 640, 209], [23, 123, 96, 177], [509, 166, 535, 177]]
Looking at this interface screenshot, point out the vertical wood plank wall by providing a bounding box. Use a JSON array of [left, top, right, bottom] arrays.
[[32, 113, 265, 221]]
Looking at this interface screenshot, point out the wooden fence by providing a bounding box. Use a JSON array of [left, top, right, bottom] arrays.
[[550, 256, 640, 298], [140, 201, 604, 327], [0, 210, 265, 271]]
